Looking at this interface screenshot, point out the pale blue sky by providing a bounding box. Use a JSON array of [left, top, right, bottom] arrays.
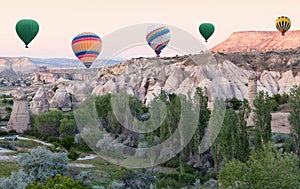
[[0, 0, 299, 58]]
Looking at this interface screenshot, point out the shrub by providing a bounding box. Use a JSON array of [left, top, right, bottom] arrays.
[[19, 146, 69, 183], [60, 136, 75, 151], [0, 131, 8, 136], [46, 136, 59, 143], [68, 147, 80, 161], [178, 173, 196, 185], [270, 99, 279, 112], [164, 157, 180, 168], [156, 178, 180, 189], [271, 132, 290, 143], [8, 129, 17, 135], [218, 142, 300, 188], [26, 174, 90, 189]]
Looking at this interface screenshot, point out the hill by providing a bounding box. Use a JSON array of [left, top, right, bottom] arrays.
[[211, 30, 300, 53]]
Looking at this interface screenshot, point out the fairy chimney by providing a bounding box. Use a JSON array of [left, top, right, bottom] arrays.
[[7, 87, 31, 133], [248, 74, 257, 107], [30, 86, 49, 115]]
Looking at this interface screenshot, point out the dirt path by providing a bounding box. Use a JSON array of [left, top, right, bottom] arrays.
[[0, 136, 53, 147]]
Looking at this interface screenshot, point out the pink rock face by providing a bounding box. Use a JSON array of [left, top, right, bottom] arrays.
[[211, 30, 300, 53]]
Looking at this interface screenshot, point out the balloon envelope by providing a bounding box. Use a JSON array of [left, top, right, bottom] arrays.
[[199, 23, 215, 42], [275, 16, 291, 36], [146, 25, 170, 57], [15, 19, 39, 48], [71, 32, 102, 68]]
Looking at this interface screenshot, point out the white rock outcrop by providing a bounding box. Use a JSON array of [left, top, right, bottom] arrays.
[[7, 87, 31, 133], [49, 87, 72, 111], [30, 86, 49, 115]]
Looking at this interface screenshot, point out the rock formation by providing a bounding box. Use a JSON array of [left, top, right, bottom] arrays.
[[30, 86, 49, 115], [7, 87, 31, 133], [248, 74, 257, 107], [67, 81, 93, 101], [247, 74, 257, 127], [49, 87, 72, 111], [211, 30, 300, 53]]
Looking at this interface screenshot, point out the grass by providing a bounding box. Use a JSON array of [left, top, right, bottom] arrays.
[[0, 161, 19, 177]]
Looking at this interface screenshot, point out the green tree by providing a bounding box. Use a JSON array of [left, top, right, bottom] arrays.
[[220, 108, 238, 162], [288, 86, 300, 156], [218, 142, 300, 189], [253, 91, 272, 149], [236, 99, 250, 162], [191, 87, 211, 156], [59, 117, 76, 137], [33, 110, 63, 137]]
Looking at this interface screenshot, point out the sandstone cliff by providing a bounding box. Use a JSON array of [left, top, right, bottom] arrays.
[[211, 30, 300, 53]]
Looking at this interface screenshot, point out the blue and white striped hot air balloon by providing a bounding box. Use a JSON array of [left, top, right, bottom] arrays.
[[146, 25, 170, 57]]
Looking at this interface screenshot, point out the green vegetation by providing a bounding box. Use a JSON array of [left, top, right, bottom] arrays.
[[288, 86, 300, 156], [218, 142, 300, 188], [26, 174, 90, 189], [1, 86, 299, 188], [253, 91, 272, 149]]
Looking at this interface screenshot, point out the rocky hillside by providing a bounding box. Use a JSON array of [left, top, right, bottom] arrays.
[[0, 57, 124, 77], [211, 30, 300, 53], [0, 57, 36, 77], [88, 50, 300, 105]]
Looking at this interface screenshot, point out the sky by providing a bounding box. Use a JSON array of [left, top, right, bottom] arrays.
[[1, 0, 299, 59]]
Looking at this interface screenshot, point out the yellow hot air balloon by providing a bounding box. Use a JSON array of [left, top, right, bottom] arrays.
[[275, 16, 291, 36]]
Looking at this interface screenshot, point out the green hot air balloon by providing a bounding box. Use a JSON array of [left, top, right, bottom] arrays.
[[15, 19, 39, 48], [199, 23, 215, 42]]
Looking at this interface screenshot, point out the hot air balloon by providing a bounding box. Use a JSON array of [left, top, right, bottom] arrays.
[[71, 32, 102, 68], [15, 19, 39, 48], [276, 16, 291, 36], [199, 23, 215, 42], [146, 25, 170, 57]]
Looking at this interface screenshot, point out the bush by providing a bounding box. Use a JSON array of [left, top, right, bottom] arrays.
[[0, 131, 8, 136], [157, 172, 179, 181], [218, 142, 300, 188], [201, 170, 218, 183], [8, 129, 17, 135], [178, 173, 196, 186], [0, 141, 17, 151], [227, 97, 242, 110], [19, 146, 69, 183], [156, 178, 180, 189], [271, 132, 290, 143], [106, 180, 126, 189], [164, 157, 180, 168], [270, 99, 279, 112], [68, 147, 80, 161], [26, 174, 90, 189], [46, 136, 59, 143], [60, 136, 75, 151]]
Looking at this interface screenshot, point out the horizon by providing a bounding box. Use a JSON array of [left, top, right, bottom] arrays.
[[1, 0, 299, 59]]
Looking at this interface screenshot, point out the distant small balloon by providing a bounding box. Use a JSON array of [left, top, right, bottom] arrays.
[[146, 25, 170, 57], [71, 32, 102, 68], [199, 23, 215, 42], [15, 19, 39, 48], [275, 16, 291, 36]]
